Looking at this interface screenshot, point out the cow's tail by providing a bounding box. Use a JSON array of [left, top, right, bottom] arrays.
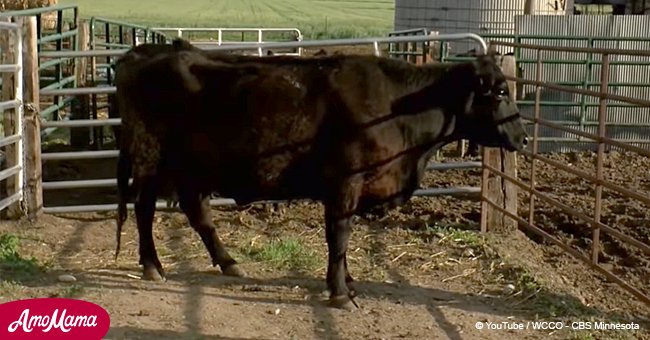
[[115, 143, 131, 261]]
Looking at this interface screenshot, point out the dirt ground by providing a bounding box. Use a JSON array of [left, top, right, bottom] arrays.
[[2, 45, 649, 339], [0, 142, 648, 339]]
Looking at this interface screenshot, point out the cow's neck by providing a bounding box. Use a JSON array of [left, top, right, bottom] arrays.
[[381, 60, 457, 96], [395, 65, 472, 173]]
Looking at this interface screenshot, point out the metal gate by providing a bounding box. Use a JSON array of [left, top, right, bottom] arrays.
[[0, 20, 25, 214]]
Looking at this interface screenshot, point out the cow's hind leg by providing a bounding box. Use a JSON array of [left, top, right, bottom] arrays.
[[325, 209, 356, 310], [135, 175, 165, 281], [178, 186, 245, 277]]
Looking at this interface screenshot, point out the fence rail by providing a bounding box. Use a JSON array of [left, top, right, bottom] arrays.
[[151, 27, 303, 56], [481, 40, 650, 307]]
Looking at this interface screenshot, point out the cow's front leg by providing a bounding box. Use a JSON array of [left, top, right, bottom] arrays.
[[324, 175, 362, 310], [135, 175, 165, 281], [177, 183, 245, 277]]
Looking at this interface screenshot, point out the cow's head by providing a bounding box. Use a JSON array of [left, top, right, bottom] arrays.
[[455, 53, 528, 152]]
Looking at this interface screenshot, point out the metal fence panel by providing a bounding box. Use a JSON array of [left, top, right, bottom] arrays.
[[0, 21, 25, 215], [515, 15, 650, 153]]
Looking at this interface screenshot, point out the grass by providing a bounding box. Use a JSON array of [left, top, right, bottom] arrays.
[[0, 232, 49, 298], [0, 233, 44, 280], [59, 0, 395, 39], [240, 237, 320, 272]]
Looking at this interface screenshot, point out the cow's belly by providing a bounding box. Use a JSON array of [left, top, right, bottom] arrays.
[[192, 150, 324, 204], [357, 157, 421, 215]]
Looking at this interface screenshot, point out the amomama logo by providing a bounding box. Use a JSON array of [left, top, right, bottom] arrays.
[[0, 298, 110, 339]]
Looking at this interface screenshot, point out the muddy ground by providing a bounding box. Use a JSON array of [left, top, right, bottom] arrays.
[[1, 45, 648, 339]]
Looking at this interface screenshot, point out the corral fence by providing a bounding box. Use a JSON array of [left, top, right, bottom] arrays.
[[480, 39, 650, 307], [73, 17, 170, 149], [0, 4, 79, 126], [387, 28, 438, 63], [89, 16, 169, 86], [153, 27, 304, 56]]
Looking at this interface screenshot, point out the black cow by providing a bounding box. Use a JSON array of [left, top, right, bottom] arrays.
[[114, 48, 528, 310]]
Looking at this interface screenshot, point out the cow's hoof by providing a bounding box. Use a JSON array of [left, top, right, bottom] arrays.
[[142, 267, 165, 282], [328, 295, 359, 311], [222, 264, 246, 277]]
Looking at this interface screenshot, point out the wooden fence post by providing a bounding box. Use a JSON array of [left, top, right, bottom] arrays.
[[70, 20, 90, 148], [480, 53, 519, 233], [1, 16, 23, 218], [22, 16, 43, 220]]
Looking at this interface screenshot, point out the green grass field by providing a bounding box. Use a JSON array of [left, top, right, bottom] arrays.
[[59, 0, 395, 39]]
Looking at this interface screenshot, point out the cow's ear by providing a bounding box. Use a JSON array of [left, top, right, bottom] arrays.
[[174, 51, 222, 93], [172, 38, 194, 51]]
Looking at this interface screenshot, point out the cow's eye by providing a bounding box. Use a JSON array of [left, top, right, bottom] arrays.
[[496, 88, 507, 98]]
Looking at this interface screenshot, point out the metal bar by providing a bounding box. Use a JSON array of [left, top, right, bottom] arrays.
[[510, 76, 650, 107], [38, 57, 71, 70], [0, 192, 22, 213], [200, 33, 488, 53], [0, 65, 20, 73], [39, 97, 74, 121], [40, 33, 488, 58], [92, 16, 167, 36], [482, 196, 650, 307], [578, 38, 594, 142], [40, 86, 115, 96], [592, 54, 609, 264], [413, 187, 479, 196], [517, 102, 642, 109], [491, 40, 650, 57], [529, 49, 542, 227], [0, 134, 22, 149], [37, 29, 78, 44], [40, 75, 75, 90], [42, 183, 477, 214], [42, 178, 124, 190], [41, 118, 121, 128], [42, 199, 234, 214], [0, 165, 22, 182], [479, 146, 490, 233], [41, 150, 118, 161], [426, 162, 481, 171], [521, 114, 650, 158], [0, 22, 19, 30], [0, 4, 78, 17], [0, 99, 19, 111], [484, 163, 650, 256], [526, 137, 650, 144], [153, 27, 302, 33], [520, 151, 650, 208], [94, 42, 132, 48]]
